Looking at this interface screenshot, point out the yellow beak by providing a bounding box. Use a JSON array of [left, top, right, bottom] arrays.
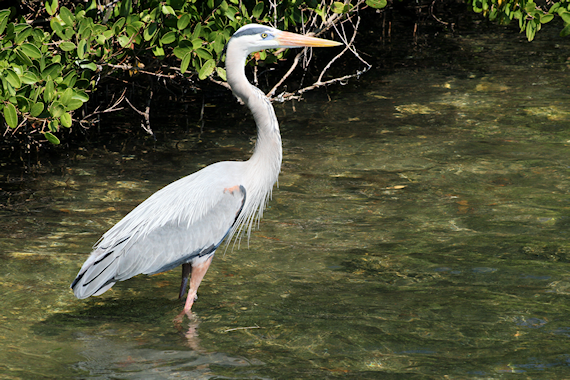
[[275, 31, 342, 48]]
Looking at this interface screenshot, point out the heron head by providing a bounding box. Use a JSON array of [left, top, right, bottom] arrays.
[[228, 23, 342, 56]]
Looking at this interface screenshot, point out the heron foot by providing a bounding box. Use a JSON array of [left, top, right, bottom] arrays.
[[174, 256, 212, 324]]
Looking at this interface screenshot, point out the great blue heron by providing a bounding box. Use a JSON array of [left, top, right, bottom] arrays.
[[71, 23, 341, 318]]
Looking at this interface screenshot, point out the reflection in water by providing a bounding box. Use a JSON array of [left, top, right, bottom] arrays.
[[175, 313, 203, 351], [74, 328, 261, 379], [2, 29, 570, 378]]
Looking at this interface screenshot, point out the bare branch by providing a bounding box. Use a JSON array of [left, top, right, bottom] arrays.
[[124, 92, 154, 136], [208, 77, 231, 91], [224, 325, 262, 332], [208, 1, 372, 105], [79, 88, 127, 127], [101, 63, 179, 79], [267, 51, 303, 98]]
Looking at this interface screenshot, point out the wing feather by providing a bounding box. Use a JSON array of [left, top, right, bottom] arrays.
[[71, 162, 246, 299]]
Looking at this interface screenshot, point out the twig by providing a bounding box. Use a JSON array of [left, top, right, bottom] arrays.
[[79, 88, 127, 127], [210, 1, 371, 104], [272, 67, 370, 102], [208, 77, 231, 91], [334, 13, 370, 68], [270, 8, 371, 102], [101, 63, 180, 79], [199, 94, 205, 134], [124, 92, 154, 136], [224, 325, 262, 332], [267, 51, 302, 98], [430, 0, 455, 29]]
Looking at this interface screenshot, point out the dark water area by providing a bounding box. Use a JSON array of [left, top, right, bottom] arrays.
[[2, 23, 570, 379]]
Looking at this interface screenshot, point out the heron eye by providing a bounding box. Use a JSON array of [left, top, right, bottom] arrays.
[[261, 33, 268, 38]]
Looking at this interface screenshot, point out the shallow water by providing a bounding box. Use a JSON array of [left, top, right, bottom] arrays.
[[2, 29, 570, 378]]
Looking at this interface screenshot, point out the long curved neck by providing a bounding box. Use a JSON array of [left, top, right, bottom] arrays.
[[226, 42, 282, 176]]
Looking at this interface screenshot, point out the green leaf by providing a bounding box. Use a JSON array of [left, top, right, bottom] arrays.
[[216, 67, 226, 81], [195, 48, 212, 60], [548, 3, 560, 14], [198, 59, 215, 80], [119, 0, 132, 17], [540, 13, 554, 23], [192, 39, 203, 49], [5, 69, 21, 88], [560, 11, 570, 24], [180, 52, 191, 74], [2, 81, 15, 97], [60, 41, 76, 51], [20, 72, 39, 84], [45, 0, 58, 16], [332, 2, 345, 14], [20, 43, 42, 59], [77, 61, 97, 71], [192, 23, 202, 39], [103, 29, 114, 40], [3, 102, 18, 128], [44, 79, 55, 102], [126, 23, 143, 36], [144, 22, 157, 41], [13, 49, 33, 66], [15, 25, 33, 44], [117, 35, 131, 48], [525, 21, 536, 41], [44, 131, 60, 144], [225, 5, 238, 20], [366, 0, 387, 9], [71, 89, 89, 102], [41, 63, 62, 80], [161, 5, 176, 15], [65, 99, 84, 110], [212, 33, 225, 53], [174, 45, 192, 59], [49, 101, 66, 117], [252, 2, 264, 18], [16, 96, 31, 113], [60, 112, 72, 128], [62, 71, 77, 87], [77, 39, 88, 59], [160, 31, 177, 45], [0, 9, 10, 35], [82, 20, 98, 37], [560, 23, 570, 37], [177, 13, 190, 30], [30, 102, 45, 117], [48, 119, 58, 131], [112, 17, 126, 35], [60, 6, 75, 26], [50, 18, 64, 38], [80, 25, 92, 40], [152, 46, 165, 56], [60, 87, 73, 104]]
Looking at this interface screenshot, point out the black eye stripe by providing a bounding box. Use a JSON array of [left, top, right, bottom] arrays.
[[232, 27, 271, 39]]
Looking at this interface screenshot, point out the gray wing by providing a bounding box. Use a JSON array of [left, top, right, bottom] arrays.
[[71, 171, 246, 299]]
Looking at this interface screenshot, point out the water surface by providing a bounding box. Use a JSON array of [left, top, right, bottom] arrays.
[[2, 29, 570, 378]]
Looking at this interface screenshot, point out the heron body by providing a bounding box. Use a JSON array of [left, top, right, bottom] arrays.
[[71, 23, 341, 317]]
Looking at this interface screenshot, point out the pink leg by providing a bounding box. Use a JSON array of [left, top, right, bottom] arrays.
[[175, 256, 213, 321]]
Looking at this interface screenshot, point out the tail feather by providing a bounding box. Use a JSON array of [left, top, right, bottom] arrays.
[[71, 248, 120, 299]]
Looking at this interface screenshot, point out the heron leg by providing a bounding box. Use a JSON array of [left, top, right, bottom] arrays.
[[179, 263, 192, 299], [179, 255, 213, 318]]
